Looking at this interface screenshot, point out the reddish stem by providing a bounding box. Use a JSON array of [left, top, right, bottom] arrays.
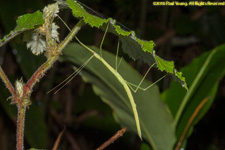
[[17, 102, 27, 150], [24, 20, 84, 96], [24, 56, 57, 95], [96, 128, 126, 150], [0, 66, 16, 96], [15, 20, 84, 150]]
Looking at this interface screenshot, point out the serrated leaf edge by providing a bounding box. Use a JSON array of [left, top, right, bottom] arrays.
[[66, 0, 188, 90]]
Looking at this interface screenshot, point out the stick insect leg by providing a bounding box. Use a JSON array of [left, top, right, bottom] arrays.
[[126, 74, 167, 93], [47, 54, 95, 94], [99, 22, 109, 57], [125, 63, 167, 93], [47, 15, 96, 94], [115, 37, 120, 72], [115, 37, 124, 72]]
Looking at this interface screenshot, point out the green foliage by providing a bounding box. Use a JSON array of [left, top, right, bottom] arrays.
[[0, 11, 44, 47], [141, 142, 152, 150], [66, 0, 187, 90], [5, 0, 224, 149], [66, 0, 109, 28], [162, 44, 225, 147], [15, 11, 44, 31], [61, 43, 176, 150]]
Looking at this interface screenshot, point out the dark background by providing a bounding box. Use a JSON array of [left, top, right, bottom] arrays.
[[0, 0, 225, 149]]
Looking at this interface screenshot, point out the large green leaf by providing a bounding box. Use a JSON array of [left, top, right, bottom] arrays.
[[61, 43, 176, 150], [162, 44, 225, 146], [65, 0, 187, 90]]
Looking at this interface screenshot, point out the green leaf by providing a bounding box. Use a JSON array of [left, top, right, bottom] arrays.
[[0, 0, 43, 32], [162, 44, 225, 145], [66, 0, 187, 90], [0, 11, 44, 47], [66, 0, 109, 28], [15, 11, 44, 31], [141, 142, 152, 150], [61, 43, 176, 150]]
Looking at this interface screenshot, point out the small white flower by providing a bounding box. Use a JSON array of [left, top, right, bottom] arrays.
[[27, 33, 46, 55], [15, 79, 24, 98], [51, 22, 60, 42], [43, 3, 59, 20]]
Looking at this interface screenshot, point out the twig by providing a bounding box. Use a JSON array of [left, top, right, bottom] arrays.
[[95, 128, 126, 150], [24, 20, 84, 96], [175, 97, 209, 150], [52, 126, 66, 150]]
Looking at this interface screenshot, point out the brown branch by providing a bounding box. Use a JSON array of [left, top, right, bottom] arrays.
[[52, 126, 66, 150], [175, 97, 209, 150], [95, 128, 127, 150]]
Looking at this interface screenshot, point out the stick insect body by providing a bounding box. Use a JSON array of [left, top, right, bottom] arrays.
[[49, 4, 167, 139]]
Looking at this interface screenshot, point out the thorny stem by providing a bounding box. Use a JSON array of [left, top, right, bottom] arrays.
[[17, 100, 28, 150], [0, 19, 84, 150], [24, 20, 84, 96], [21, 20, 83, 150], [0, 66, 16, 96]]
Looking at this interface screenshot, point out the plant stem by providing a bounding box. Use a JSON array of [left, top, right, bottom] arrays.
[[96, 128, 126, 150], [15, 19, 84, 150], [24, 19, 84, 96], [0, 66, 16, 96], [58, 20, 84, 53], [175, 97, 209, 150], [17, 101, 27, 150]]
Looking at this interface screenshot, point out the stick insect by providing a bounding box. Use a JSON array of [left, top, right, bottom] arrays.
[[48, 1, 167, 139], [50, 1, 166, 94]]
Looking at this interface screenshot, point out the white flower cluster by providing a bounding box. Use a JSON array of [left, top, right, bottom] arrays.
[[43, 3, 59, 20], [51, 22, 60, 42], [27, 33, 46, 55], [15, 79, 24, 98], [26, 3, 60, 56]]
